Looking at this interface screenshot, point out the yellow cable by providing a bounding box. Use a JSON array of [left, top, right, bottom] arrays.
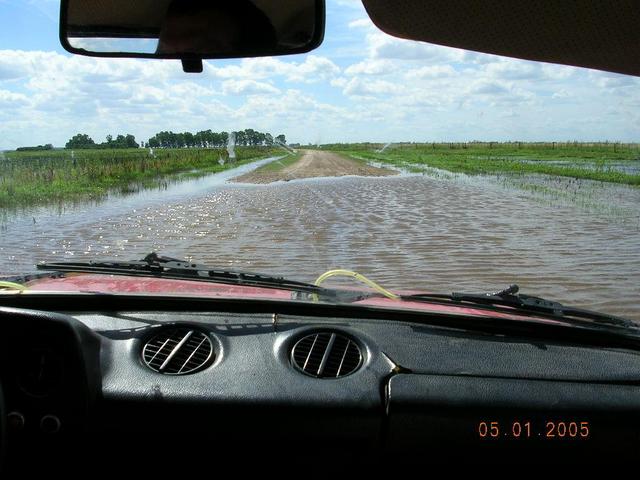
[[314, 269, 399, 300], [0, 281, 27, 292]]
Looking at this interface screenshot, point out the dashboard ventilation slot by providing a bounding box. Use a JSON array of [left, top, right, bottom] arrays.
[[142, 327, 213, 375], [291, 332, 362, 378]]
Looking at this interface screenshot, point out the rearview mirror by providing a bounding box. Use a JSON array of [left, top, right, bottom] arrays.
[[60, 0, 325, 72]]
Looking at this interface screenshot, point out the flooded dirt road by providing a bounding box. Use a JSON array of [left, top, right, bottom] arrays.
[[232, 150, 396, 183], [1, 159, 639, 320]]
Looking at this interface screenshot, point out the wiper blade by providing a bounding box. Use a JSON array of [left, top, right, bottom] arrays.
[[402, 284, 636, 329], [36, 252, 353, 300]]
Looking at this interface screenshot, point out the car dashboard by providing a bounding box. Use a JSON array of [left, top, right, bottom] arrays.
[[1, 305, 640, 471]]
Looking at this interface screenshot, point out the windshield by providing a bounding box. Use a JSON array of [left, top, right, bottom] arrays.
[[0, 1, 638, 322]]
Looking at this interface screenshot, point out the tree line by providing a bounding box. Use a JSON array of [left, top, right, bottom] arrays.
[[65, 133, 139, 150], [63, 129, 287, 150], [145, 129, 286, 148], [16, 144, 54, 152]]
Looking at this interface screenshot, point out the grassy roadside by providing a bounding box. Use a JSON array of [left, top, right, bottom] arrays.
[[325, 143, 640, 186], [0, 147, 281, 210]]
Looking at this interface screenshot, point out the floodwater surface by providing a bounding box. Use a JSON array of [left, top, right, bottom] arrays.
[[1, 159, 639, 321]]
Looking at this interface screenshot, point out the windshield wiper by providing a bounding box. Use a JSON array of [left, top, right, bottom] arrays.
[[402, 284, 636, 330], [31, 258, 637, 330], [36, 252, 365, 302]]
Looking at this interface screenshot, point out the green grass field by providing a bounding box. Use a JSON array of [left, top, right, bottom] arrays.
[[325, 142, 640, 186], [3, 142, 638, 210], [0, 147, 281, 209]]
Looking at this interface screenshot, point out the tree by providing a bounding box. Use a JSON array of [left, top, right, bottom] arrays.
[[65, 133, 95, 149], [243, 128, 259, 146], [234, 130, 246, 146], [125, 134, 139, 148], [275, 134, 287, 145], [183, 132, 195, 148]]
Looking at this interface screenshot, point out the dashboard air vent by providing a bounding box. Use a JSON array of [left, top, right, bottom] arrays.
[[142, 327, 213, 375], [291, 332, 362, 378]]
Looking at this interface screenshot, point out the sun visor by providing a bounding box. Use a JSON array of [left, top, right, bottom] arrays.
[[361, 0, 640, 76]]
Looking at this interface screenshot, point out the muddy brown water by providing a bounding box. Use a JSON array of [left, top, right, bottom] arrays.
[[1, 159, 639, 321]]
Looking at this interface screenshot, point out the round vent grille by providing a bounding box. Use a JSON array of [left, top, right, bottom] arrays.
[[291, 332, 362, 378], [142, 327, 213, 375]]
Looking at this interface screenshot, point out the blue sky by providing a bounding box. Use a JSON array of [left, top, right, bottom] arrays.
[[0, 0, 639, 149]]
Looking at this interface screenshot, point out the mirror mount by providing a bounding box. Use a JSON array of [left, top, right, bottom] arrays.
[[181, 58, 203, 74]]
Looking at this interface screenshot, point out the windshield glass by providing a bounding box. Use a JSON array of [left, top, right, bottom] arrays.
[[0, 1, 638, 322]]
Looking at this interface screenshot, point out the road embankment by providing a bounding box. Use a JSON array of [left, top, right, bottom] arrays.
[[231, 150, 397, 184]]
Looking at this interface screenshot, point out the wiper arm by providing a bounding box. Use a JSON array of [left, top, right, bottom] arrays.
[[402, 284, 636, 329], [36, 252, 356, 300]]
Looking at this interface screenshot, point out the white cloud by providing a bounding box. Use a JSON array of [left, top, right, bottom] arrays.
[[286, 55, 341, 82], [0, 54, 32, 81], [0, 48, 347, 148], [345, 59, 394, 76], [367, 31, 463, 62], [0, 89, 29, 106], [589, 71, 639, 89], [342, 77, 401, 97], [484, 60, 540, 81], [405, 65, 456, 79], [222, 79, 280, 96], [552, 89, 571, 99], [469, 79, 510, 95], [209, 55, 340, 83], [542, 63, 578, 80], [348, 18, 371, 29]]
